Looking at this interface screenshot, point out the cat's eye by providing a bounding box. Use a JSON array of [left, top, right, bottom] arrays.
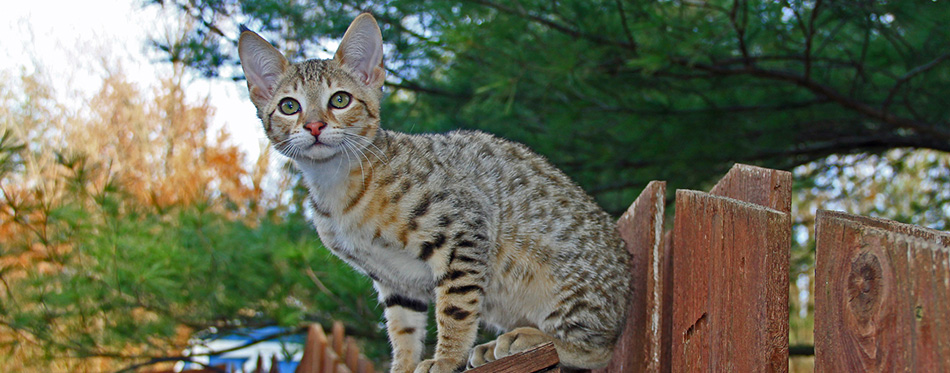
[[278, 98, 301, 115], [329, 91, 351, 109]]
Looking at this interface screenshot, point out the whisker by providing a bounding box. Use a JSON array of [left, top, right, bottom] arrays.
[[344, 137, 374, 173], [344, 133, 389, 165], [334, 140, 351, 180], [343, 138, 367, 189]]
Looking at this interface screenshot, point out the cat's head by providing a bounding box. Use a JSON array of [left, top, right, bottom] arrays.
[[238, 13, 385, 162]]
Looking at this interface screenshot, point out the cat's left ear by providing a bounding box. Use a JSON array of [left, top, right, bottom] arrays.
[[239, 29, 289, 109], [335, 13, 385, 89]]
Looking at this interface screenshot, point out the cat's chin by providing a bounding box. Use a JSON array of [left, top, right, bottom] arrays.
[[297, 144, 342, 162]]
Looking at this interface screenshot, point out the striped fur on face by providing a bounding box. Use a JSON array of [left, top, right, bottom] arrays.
[[239, 13, 632, 373]]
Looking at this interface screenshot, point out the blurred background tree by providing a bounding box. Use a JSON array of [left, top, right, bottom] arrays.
[[0, 61, 384, 370], [1, 0, 948, 371]]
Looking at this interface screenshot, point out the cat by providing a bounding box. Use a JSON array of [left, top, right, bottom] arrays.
[[238, 13, 632, 373]]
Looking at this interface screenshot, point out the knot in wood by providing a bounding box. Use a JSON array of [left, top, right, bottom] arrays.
[[846, 251, 883, 323]]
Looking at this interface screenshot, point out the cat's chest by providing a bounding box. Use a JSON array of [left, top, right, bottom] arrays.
[[311, 211, 435, 299]]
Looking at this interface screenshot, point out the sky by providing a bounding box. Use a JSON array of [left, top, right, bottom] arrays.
[[0, 0, 266, 163]]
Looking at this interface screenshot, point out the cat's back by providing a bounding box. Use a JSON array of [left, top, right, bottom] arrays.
[[381, 128, 628, 272], [382, 129, 631, 336]]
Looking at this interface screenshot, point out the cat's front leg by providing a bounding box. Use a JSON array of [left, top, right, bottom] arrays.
[[376, 283, 428, 373], [415, 231, 488, 373]]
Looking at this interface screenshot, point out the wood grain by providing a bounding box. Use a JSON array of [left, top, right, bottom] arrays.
[[466, 342, 560, 373], [814, 210, 950, 371], [709, 163, 792, 214], [671, 190, 790, 372], [592, 180, 668, 373]]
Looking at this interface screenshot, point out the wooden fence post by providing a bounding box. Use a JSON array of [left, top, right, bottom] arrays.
[[592, 180, 668, 373], [815, 210, 950, 371], [671, 164, 791, 372]]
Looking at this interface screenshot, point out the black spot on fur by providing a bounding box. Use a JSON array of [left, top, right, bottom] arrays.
[[446, 285, 482, 295], [437, 215, 453, 227], [384, 294, 428, 313], [443, 305, 472, 320], [410, 194, 432, 219], [418, 233, 447, 261], [454, 255, 482, 264], [447, 247, 458, 265], [457, 240, 476, 248], [398, 327, 415, 335]]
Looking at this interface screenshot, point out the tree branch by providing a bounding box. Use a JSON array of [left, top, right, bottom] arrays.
[[804, 0, 823, 79], [883, 52, 950, 113], [385, 80, 470, 99], [614, 0, 638, 55], [729, 0, 751, 65], [594, 98, 832, 115], [681, 60, 950, 139], [115, 357, 226, 373], [463, 0, 637, 51]]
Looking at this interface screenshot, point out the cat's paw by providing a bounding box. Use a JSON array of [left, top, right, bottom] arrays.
[[413, 358, 464, 373], [492, 327, 555, 360], [467, 340, 497, 368]]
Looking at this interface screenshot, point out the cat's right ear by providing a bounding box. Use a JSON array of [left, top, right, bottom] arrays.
[[238, 30, 289, 109], [334, 13, 385, 89]]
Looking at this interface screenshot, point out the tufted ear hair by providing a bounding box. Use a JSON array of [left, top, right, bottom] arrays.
[[334, 13, 386, 89], [238, 29, 289, 109]]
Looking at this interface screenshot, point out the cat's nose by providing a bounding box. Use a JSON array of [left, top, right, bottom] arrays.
[[304, 121, 328, 137]]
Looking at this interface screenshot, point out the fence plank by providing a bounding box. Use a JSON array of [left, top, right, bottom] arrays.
[[345, 337, 359, 371], [296, 324, 327, 373], [467, 342, 560, 373], [592, 180, 667, 373], [814, 210, 950, 371], [357, 357, 374, 373], [270, 355, 280, 373], [659, 230, 673, 373], [709, 163, 792, 214], [332, 321, 346, 357], [671, 190, 790, 372]]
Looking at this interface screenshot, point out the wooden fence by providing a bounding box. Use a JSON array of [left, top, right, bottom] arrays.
[[294, 322, 376, 373], [279, 163, 948, 372], [483, 163, 949, 372]]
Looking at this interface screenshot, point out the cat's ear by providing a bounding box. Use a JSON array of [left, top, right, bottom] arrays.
[[334, 13, 385, 89], [239, 29, 289, 108]]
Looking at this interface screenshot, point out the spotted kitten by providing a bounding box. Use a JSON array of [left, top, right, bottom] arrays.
[[238, 13, 631, 373]]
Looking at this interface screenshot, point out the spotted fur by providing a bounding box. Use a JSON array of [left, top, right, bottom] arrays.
[[238, 13, 632, 373]]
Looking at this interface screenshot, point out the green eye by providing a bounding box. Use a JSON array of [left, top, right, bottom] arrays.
[[278, 98, 300, 115], [329, 91, 351, 109]]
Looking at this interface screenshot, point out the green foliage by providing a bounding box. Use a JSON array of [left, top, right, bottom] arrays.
[[0, 142, 385, 368], [149, 0, 950, 214]]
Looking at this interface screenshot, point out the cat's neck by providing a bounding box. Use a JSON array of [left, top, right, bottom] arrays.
[[295, 129, 392, 195]]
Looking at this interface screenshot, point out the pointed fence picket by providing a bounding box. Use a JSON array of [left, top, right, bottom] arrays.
[[294, 322, 375, 373]]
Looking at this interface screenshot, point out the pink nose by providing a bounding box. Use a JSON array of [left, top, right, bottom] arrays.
[[304, 121, 327, 137]]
